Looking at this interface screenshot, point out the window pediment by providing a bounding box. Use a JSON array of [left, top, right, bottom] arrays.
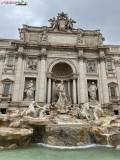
[[108, 82, 118, 86], [1, 78, 14, 83]]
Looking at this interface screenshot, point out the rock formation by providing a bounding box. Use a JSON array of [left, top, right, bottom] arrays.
[[0, 100, 120, 150]]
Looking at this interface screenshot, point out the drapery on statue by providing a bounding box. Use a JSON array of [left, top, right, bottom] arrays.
[[88, 82, 97, 100], [24, 80, 35, 101], [56, 80, 71, 106]]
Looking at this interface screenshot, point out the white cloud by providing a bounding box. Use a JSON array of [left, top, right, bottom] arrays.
[[0, 0, 120, 44]]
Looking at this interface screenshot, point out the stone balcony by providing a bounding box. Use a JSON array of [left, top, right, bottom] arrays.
[[109, 96, 120, 104], [0, 94, 12, 102]]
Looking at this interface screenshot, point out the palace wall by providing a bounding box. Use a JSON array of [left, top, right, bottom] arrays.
[[0, 13, 120, 111]]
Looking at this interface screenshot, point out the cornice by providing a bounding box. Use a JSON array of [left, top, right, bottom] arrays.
[[98, 46, 109, 52]]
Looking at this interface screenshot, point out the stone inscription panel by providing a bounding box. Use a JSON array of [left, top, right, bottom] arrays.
[[48, 34, 77, 45]]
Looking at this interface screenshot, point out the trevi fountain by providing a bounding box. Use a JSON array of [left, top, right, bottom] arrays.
[[0, 12, 120, 159]]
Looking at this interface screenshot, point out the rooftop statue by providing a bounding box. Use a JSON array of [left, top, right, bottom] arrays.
[[49, 12, 76, 31]]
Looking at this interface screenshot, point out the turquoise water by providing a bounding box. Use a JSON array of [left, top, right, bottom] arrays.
[[0, 144, 120, 160]]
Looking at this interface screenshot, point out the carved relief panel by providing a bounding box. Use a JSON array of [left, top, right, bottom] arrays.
[[86, 60, 97, 73], [26, 58, 37, 70]]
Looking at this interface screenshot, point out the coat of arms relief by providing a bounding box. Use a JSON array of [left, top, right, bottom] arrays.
[[49, 12, 76, 31]]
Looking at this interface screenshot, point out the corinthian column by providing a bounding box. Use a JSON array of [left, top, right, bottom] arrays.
[[73, 79, 77, 104], [0, 56, 5, 95], [12, 50, 24, 102], [115, 60, 120, 97], [99, 54, 109, 104], [78, 50, 87, 104], [47, 78, 51, 104], [38, 48, 47, 103]]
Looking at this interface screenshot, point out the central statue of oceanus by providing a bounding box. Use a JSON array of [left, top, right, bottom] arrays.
[[56, 80, 71, 106]]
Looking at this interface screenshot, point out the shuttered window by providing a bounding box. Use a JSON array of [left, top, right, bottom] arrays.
[[107, 61, 112, 70], [8, 56, 14, 66], [3, 84, 10, 96], [110, 87, 116, 98]]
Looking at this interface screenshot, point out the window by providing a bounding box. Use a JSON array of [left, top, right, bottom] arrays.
[[110, 86, 116, 98], [8, 56, 14, 66], [3, 84, 10, 96], [107, 61, 112, 70], [11, 42, 15, 46]]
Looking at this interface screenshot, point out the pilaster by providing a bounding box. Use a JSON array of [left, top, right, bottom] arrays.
[[78, 49, 87, 104], [38, 48, 47, 103], [0, 55, 5, 95], [12, 49, 25, 102], [115, 60, 120, 98], [98, 54, 109, 104]]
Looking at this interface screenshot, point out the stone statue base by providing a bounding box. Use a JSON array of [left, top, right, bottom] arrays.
[[89, 100, 100, 106], [53, 104, 71, 114]]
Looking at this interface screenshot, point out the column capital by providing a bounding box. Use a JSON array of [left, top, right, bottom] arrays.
[[78, 55, 86, 61], [16, 52, 26, 59], [114, 60, 120, 67], [38, 48, 47, 60], [97, 56, 106, 62], [46, 72, 52, 79], [72, 73, 78, 80], [38, 52, 47, 60]]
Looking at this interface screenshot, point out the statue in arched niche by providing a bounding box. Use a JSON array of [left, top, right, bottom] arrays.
[[56, 80, 71, 106], [88, 82, 97, 100], [24, 80, 35, 101]]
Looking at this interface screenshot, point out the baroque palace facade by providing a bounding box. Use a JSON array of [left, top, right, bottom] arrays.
[[0, 12, 120, 112]]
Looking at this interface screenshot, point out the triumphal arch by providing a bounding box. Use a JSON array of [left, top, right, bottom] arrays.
[[0, 12, 120, 113]]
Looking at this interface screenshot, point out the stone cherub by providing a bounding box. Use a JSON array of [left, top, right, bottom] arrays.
[[67, 18, 76, 30], [49, 17, 58, 30]]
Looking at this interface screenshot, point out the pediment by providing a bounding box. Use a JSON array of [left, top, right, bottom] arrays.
[[108, 82, 118, 86], [1, 78, 14, 83]]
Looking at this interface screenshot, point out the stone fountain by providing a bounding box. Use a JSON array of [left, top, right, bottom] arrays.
[[0, 81, 120, 150]]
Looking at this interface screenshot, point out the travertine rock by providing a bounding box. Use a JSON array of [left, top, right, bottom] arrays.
[[43, 124, 91, 146], [116, 145, 120, 150], [0, 127, 33, 147]]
